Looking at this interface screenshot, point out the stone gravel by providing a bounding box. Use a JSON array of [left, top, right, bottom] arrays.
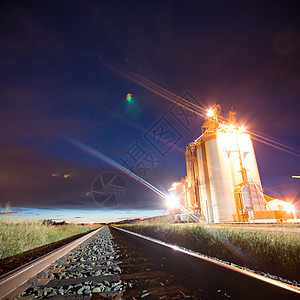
[[21, 227, 127, 299]]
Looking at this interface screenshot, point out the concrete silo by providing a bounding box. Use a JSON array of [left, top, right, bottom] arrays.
[[196, 140, 214, 223], [204, 132, 237, 223]]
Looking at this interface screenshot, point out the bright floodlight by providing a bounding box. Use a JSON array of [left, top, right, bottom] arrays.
[[166, 194, 179, 209], [206, 109, 214, 117]]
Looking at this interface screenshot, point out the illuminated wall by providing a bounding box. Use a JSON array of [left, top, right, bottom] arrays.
[[192, 131, 264, 223]]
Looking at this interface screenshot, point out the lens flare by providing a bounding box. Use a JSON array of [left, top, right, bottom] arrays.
[[102, 60, 300, 158], [126, 93, 132, 102], [67, 137, 168, 200]]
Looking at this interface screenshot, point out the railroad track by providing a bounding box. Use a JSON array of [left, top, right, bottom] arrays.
[[0, 226, 299, 300]]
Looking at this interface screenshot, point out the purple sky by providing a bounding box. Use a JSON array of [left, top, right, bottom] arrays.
[[0, 1, 299, 221]]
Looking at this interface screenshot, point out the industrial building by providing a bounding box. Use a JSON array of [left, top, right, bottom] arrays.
[[168, 105, 296, 223]]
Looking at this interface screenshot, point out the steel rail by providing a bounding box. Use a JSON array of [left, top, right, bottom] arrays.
[[113, 226, 300, 300], [0, 227, 103, 299]]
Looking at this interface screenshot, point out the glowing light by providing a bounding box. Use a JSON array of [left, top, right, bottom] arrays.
[[166, 194, 179, 209], [292, 176, 300, 178], [218, 124, 226, 132], [239, 125, 246, 133], [267, 199, 297, 219], [206, 108, 214, 117], [64, 173, 70, 179], [218, 124, 237, 133], [228, 124, 235, 131]]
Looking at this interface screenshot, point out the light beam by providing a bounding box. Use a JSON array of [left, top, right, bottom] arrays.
[[102, 59, 300, 158], [67, 138, 168, 200]]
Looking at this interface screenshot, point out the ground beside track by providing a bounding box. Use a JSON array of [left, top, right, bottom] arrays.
[[0, 227, 100, 276], [116, 222, 300, 284], [188, 223, 300, 238]]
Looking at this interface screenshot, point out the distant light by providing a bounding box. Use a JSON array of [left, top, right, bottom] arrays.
[[206, 108, 214, 117], [166, 194, 179, 209], [292, 176, 300, 179], [64, 173, 70, 179]]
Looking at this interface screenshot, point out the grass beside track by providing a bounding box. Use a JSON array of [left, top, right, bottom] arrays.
[[0, 226, 100, 276], [118, 222, 300, 281], [0, 219, 99, 260]]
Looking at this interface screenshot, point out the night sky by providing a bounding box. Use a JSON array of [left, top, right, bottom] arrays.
[[1, 1, 299, 221]]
